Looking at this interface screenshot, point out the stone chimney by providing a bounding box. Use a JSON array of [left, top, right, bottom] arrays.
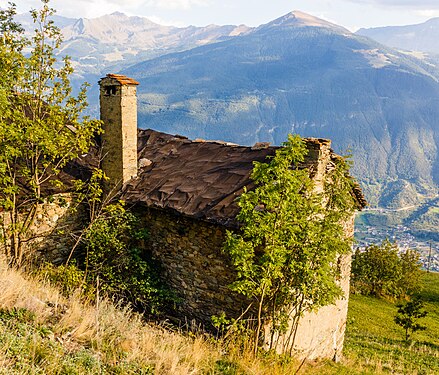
[[98, 74, 139, 188]]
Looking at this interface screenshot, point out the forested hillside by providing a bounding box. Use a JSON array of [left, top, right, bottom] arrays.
[[122, 12, 439, 210]]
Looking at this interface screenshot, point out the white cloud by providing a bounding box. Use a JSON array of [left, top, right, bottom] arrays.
[[143, 0, 210, 10], [146, 15, 187, 26], [14, 0, 439, 30], [347, 0, 439, 8], [57, 1, 119, 18], [14, 0, 210, 18], [91, 0, 210, 10], [415, 9, 439, 17]]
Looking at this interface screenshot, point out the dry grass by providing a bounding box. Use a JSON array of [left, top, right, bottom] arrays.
[[0, 258, 305, 374], [7, 256, 432, 374], [0, 257, 220, 373]]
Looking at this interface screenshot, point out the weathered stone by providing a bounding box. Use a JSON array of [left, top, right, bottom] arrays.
[[3, 73, 364, 362], [136, 191, 355, 360], [1, 194, 85, 265], [99, 74, 138, 188]]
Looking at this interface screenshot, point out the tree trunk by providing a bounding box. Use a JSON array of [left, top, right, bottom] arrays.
[[254, 286, 266, 355]]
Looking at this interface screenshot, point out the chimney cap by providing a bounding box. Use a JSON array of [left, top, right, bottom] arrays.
[[99, 73, 139, 86]]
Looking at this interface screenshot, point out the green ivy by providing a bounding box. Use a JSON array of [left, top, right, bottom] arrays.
[[80, 201, 175, 316]]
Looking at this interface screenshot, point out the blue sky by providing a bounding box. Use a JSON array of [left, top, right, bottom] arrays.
[[13, 0, 439, 30]]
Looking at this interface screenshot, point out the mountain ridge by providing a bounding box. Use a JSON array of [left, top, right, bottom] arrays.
[[119, 12, 439, 209], [17, 10, 251, 77], [357, 17, 439, 54], [258, 11, 350, 33], [15, 9, 439, 214]]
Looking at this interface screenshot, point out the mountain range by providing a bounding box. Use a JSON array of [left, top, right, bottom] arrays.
[[16, 10, 439, 214], [16, 11, 250, 78], [357, 18, 439, 55], [120, 11, 439, 209]]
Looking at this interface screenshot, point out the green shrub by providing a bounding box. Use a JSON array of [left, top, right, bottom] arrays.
[[80, 202, 174, 315], [351, 239, 422, 299], [39, 262, 87, 298], [214, 359, 238, 375], [399, 248, 423, 294], [0, 307, 35, 324], [40, 199, 174, 316]]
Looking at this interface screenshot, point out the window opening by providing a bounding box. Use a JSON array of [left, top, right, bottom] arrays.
[[105, 85, 117, 96]]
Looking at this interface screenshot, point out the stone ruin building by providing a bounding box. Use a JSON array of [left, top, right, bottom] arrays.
[[5, 73, 365, 360], [97, 74, 366, 359]]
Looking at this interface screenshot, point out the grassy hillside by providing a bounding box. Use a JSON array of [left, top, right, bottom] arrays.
[[0, 258, 303, 374], [342, 272, 439, 374], [0, 257, 437, 374]]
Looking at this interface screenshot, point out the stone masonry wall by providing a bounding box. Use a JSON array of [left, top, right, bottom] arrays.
[[266, 216, 355, 360], [139, 205, 355, 360], [138, 207, 252, 326], [1, 194, 85, 265], [286, 252, 352, 360], [134, 140, 357, 359], [139, 208, 353, 358], [100, 80, 138, 187]]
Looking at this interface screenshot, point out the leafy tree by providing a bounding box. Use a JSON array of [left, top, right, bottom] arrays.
[[399, 247, 423, 294], [223, 134, 357, 353], [394, 298, 427, 341], [351, 240, 422, 299], [0, 1, 171, 315], [37, 166, 174, 315], [0, 1, 101, 267], [351, 240, 402, 297]]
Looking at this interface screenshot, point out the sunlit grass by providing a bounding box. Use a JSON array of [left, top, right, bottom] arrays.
[[342, 271, 439, 374], [0, 257, 304, 374], [0, 255, 437, 374]]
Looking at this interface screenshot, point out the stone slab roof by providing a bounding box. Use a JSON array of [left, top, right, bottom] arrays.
[[9, 128, 365, 224], [121, 129, 366, 227], [99, 74, 139, 86]]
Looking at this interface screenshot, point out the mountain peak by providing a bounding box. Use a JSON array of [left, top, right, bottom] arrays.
[[110, 11, 127, 17], [259, 10, 350, 33]]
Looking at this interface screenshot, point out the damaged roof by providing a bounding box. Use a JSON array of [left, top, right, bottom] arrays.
[[121, 129, 366, 227]]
